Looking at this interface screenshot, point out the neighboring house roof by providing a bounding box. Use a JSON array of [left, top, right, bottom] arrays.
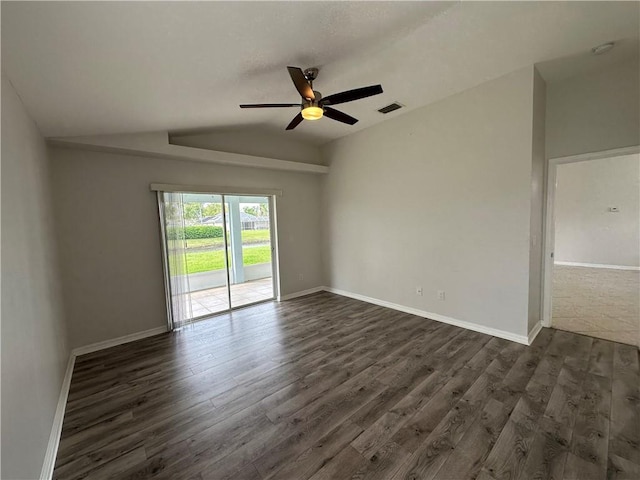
[[201, 212, 261, 224]]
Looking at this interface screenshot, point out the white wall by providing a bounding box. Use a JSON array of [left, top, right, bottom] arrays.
[[1, 75, 69, 479], [555, 154, 640, 267], [49, 147, 324, 348], [322, 67, 539, 339], [546, 59, 640, 159], [528, 68, 546, 332]]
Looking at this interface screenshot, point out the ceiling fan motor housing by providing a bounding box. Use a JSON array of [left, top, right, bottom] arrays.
[[302, 91, 322, 110], [303, 67, 319, 81]]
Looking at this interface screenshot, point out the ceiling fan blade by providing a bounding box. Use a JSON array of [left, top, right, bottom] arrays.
[[287, 66, 315, 101], [285, 112, 304, 130], [239, 103, 300, 108], [321, 84, 383, 106], [323, 107, 358, 125]]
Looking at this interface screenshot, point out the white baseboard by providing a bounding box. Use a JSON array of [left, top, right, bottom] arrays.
[[324, 287, 530, 345], [41, 325, 168, 478], [555, 261, 640, 271], [528, 321, 543, 345], [278, 286, 325, 301], [71, 326, 167, 357], [40, 354, 75, 480]]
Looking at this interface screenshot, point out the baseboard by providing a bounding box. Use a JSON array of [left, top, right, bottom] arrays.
[[72, 326, 168, 357], [528, 321, 543, 345], [40, 325, 168, 478], [278, 286, 326, 301], [324, 287, 530, 345], [40, 354, 76, 480], [555, 261, 640, 271]]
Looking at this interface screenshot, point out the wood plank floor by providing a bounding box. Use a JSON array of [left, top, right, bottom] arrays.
[[53, 292, 640, 480]]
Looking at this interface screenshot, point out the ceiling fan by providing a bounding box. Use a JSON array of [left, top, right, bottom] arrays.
[[240, 66, 383, 130]]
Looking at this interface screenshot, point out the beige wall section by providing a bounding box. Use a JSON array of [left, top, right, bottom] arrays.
[[528, 68, 546, 333], [1, 75, 69, 479], [555, 154, 640, 267], [170, 130, 325, 165], [322, 67, 536, 338], [50, 147, 324, 348], [546, 59, 640, 159]]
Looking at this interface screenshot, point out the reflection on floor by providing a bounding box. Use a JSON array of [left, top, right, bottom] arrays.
[[552, 265, 639, 346], [189, 277, 274, 317]]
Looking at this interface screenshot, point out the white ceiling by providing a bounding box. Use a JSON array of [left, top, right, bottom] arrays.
[[2, 1, 638, 145], [536, 36, 639, 83]]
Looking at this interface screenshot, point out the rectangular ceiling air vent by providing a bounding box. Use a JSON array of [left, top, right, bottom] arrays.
[[378, 102, 403, 114]]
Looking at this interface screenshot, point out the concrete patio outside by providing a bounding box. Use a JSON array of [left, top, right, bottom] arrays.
[[188, 277, 274, 317]]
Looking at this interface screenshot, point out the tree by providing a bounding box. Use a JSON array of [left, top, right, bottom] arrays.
[[164, 202, 179, 222], [242, 205, 258, 216], [183, 203, 202, 223], [242, 204, 268, 217], [202, 203, 222, 217]]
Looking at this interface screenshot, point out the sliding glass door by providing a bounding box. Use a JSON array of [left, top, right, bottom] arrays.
[[158, 191, 276, 329], [224, 195, 274, 308]]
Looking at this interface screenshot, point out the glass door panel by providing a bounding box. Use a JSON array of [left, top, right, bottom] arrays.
[[224, 195, 275, 308], [177, 193, 230, 319]]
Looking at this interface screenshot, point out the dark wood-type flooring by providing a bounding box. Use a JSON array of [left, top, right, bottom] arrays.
[[54, 292, 640, 480]]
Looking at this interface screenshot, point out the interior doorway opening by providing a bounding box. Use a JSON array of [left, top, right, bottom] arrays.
[[543, 148, 639, 347], [158, 190, 277, 329]]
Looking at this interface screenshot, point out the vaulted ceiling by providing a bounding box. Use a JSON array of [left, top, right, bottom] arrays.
[[2, 1, 638, 145]]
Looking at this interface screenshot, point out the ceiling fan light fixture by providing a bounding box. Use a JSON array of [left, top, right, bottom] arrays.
[[301, 106, 323, 121]]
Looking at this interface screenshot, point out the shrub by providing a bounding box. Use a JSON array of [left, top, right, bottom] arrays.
[[166, 225, 224, 240]]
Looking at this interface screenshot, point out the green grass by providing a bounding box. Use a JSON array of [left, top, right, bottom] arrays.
[[169, 245, 272, 275], [180, 229, 270, 249]]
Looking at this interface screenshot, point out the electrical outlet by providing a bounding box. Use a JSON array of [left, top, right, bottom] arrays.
[[416, 286, 423, 296], [437, 290, 446, 301]]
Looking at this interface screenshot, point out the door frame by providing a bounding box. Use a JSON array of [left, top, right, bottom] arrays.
[[223, 193, 280, 311], [541, 145, 640, 329], [153, 185, 282, 328]]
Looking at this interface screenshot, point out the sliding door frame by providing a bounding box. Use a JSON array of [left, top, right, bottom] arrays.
[[221, 195, 233, 311], [269, 195, 280, 301], [154, 185, 281, 329], [224, 193, 279, 311]]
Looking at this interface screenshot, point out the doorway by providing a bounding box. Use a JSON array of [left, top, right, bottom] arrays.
[[157, 190, 277, 329], [542, 147, 640, 347]]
